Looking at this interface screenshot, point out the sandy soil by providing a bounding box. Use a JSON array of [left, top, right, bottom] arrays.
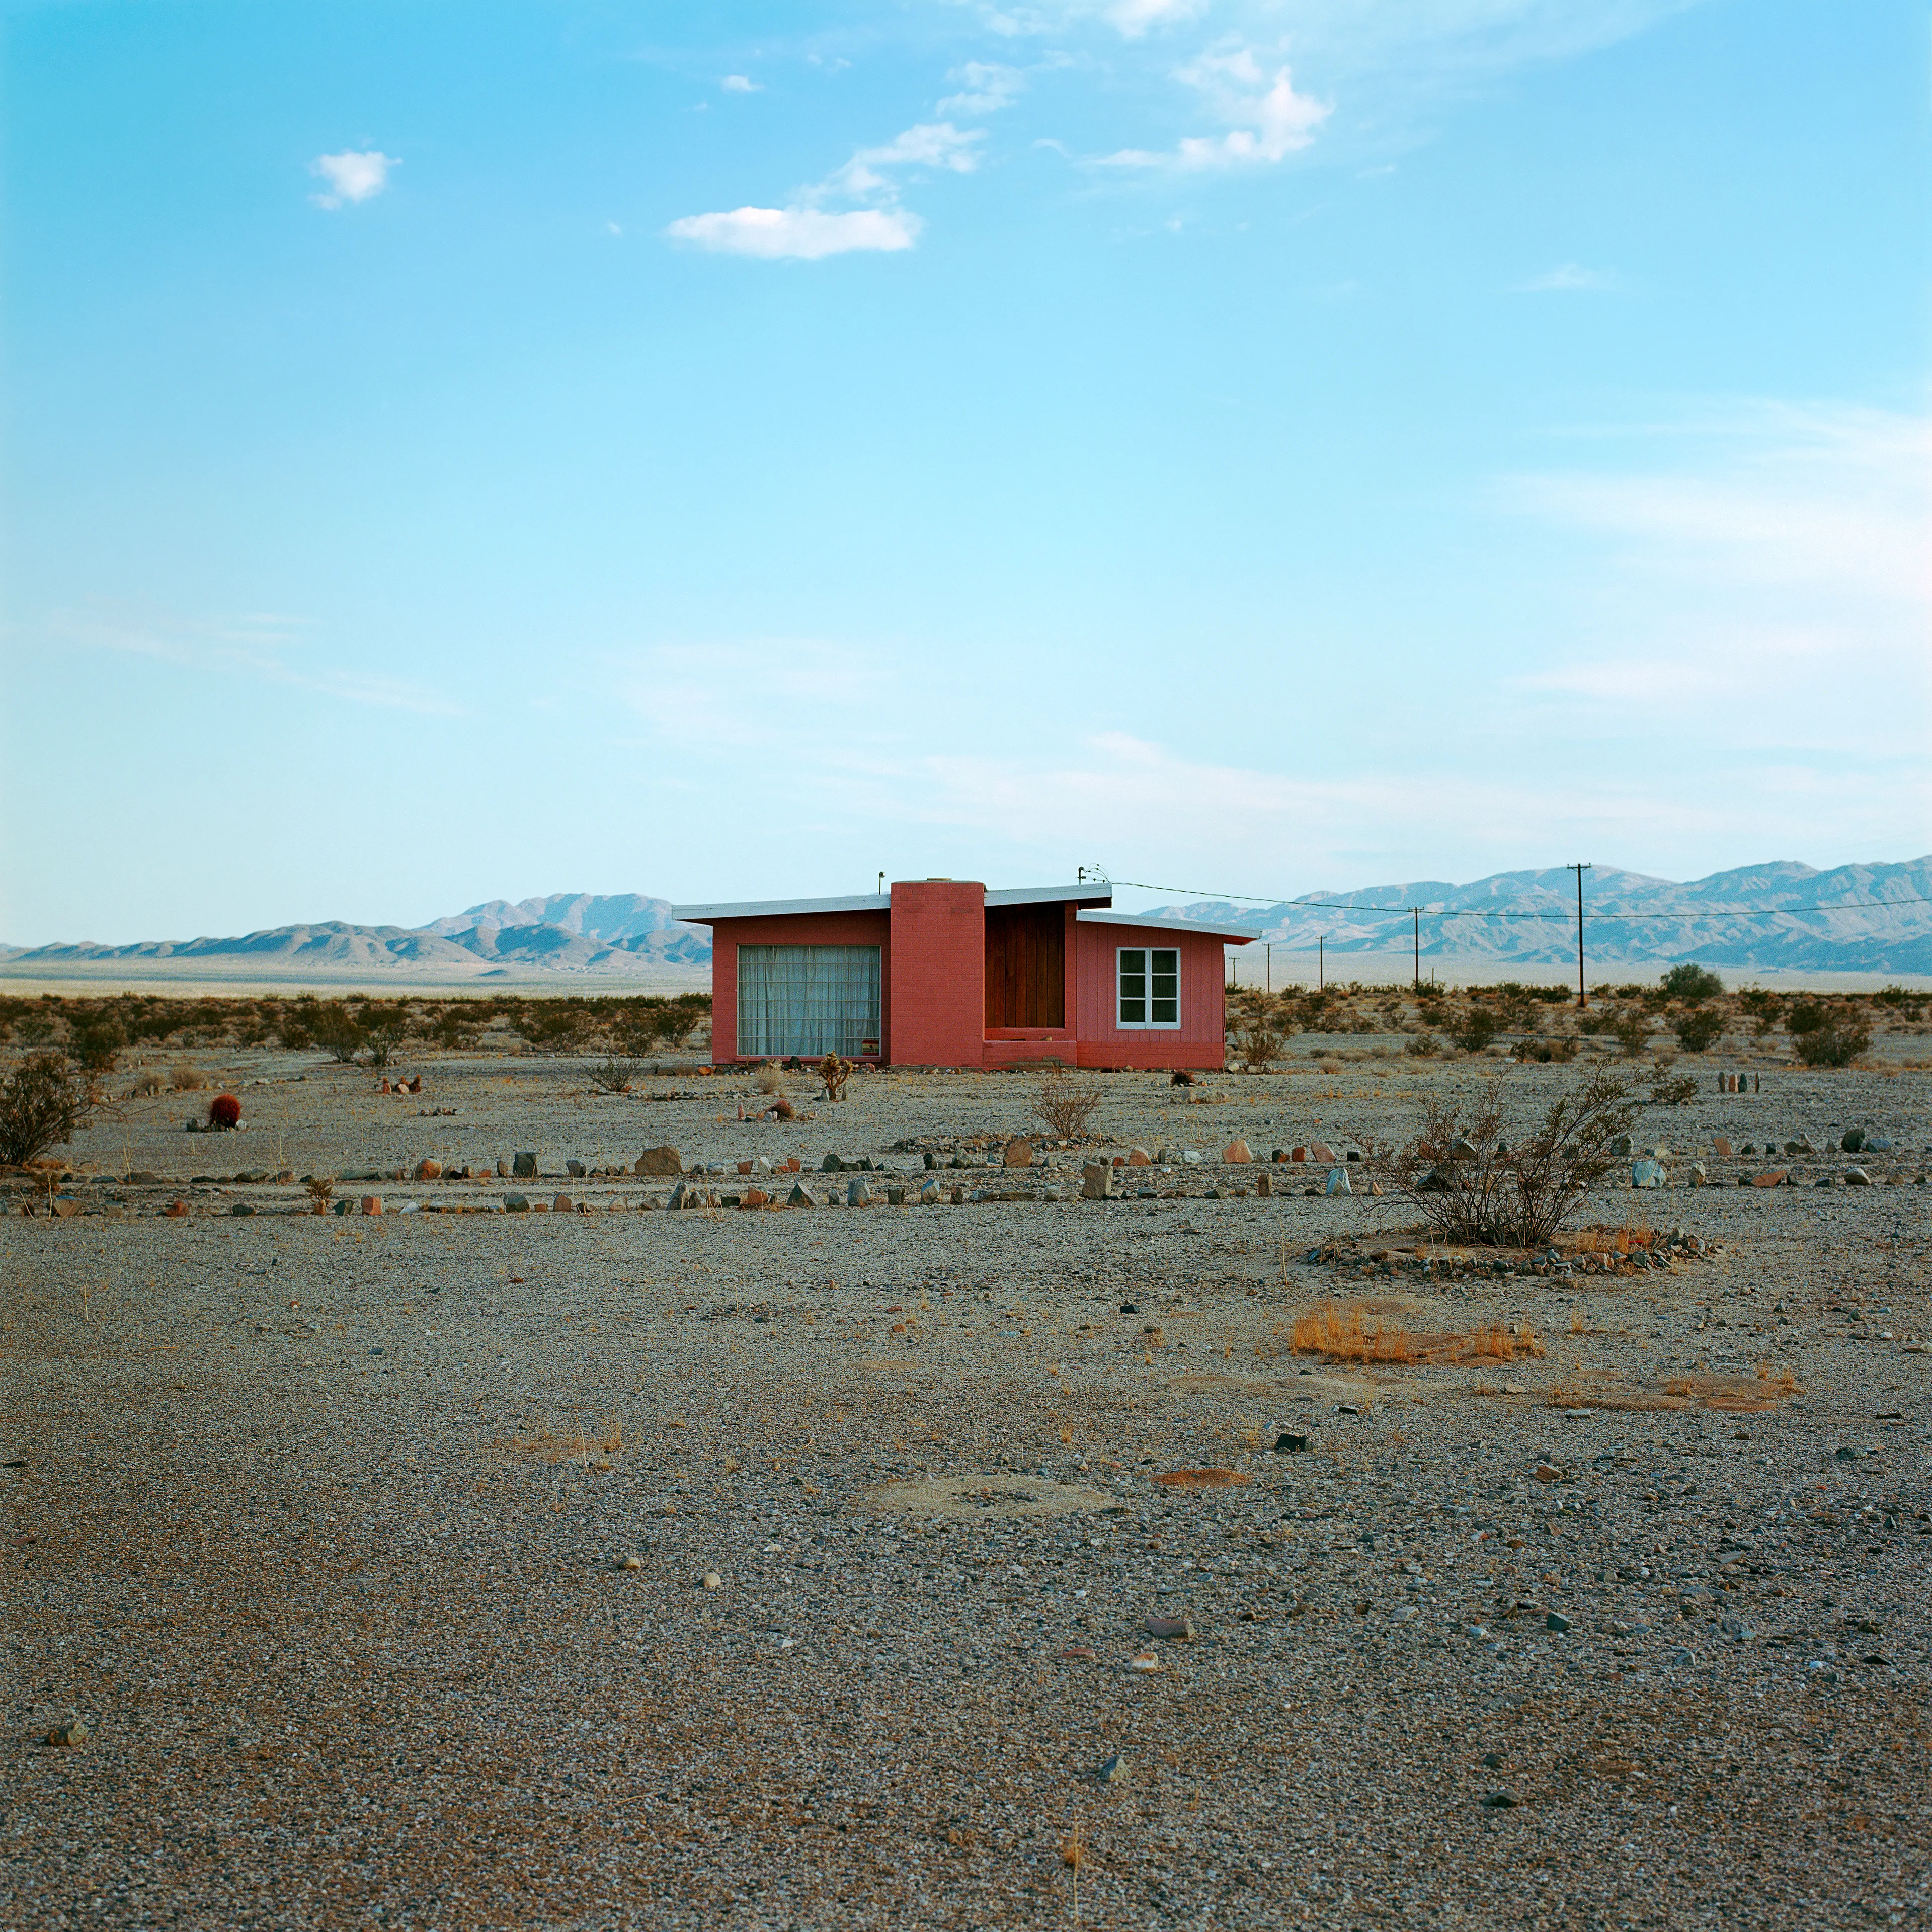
[[4, 1048, 1928, 1928]]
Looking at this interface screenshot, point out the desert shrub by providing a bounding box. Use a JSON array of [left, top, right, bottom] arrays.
[[524, 1003, 593, 1052], [309, 1002, 367, 1063], [0, 1053, 98, 1166], [128, 1070, 164, 1097], [1793, 1009, 1871, 1068], [305, 1175, 335, 1213], [1650, 1073, 1699, 1106], [1453, 1009, 1500, 1053], [432, 1005, 482, 1049], [1609, 1011, 1652, 1055], [820, 1053, 853, 1102], [208, 1093, 242, 1129], [17, 1011, 58, 1049], [361, 1020, 406, 1069], [1365, 1072, 1638, 1248], [1034, 1067, 1104, 1138], [1232, 994, 1287, 1069], [70, 1016, 127, 1072], [753, 1064, 786, 1094], [589, 1057, 640, 1094], [1661, 962, 1725, 1005], [1672, 1008, 1724, 1054], [1512, 1035, 1577, 1064], [1405, 1030, 1439, 1058], [1786, 999, 1825, 1036], [170, 1064, 208, 1091]]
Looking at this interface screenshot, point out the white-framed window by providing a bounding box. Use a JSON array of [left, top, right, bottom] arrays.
[[1117, 946, 1179, 1028]]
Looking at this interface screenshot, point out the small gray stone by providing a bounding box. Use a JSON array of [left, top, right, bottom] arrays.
[[1546, 1610, 1571, 1633], [504, 1194, 529, 1212], [1482, 1789, 1519, 1809], [512, 1152, 537, 1179], [1841, 1129, 1865, 1153], [566, 1159, 586, 1178], [845, 1178, 872, 1208], [786, 1183, 814, 1208], [1844, 1167, 1872, 1187], [1097, 1752, 1128, 1785]]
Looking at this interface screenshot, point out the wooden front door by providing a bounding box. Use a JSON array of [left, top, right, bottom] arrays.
[[984, 904, 1066, 1029]]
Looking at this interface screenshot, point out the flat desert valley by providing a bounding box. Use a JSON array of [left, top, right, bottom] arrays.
[[5, 1022, 1929, 1928]]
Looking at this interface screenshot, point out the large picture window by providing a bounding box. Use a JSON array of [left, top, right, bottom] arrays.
[[738, 945, 882, 1058], [1117, 946, 1179, 1029]]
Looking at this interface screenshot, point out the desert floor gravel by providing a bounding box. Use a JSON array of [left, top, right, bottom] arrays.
[[4, 1044, 1929, 1928]]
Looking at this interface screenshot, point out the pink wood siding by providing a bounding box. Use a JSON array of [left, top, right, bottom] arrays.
[[1071, 922, 1229, 1070], [707, 911, 892, 1063]]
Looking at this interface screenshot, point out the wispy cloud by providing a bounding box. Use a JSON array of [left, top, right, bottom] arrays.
[[721, 73, 761, 93], [309, 150, 397, 209], [58, 605, 462, 716], [667, 120, 981, 259], [937, 61, 1029, 116], [1517, 262, 1617, 292], [1102, 51, 1330, 168], [1502, 402, 1931, 756], [666, 206, 921, 259]]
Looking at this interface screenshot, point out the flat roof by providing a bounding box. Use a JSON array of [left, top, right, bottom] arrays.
[[1077, 908, 1261, 943], [672, 882, 1112, 923], [671, 893, 891, 923]]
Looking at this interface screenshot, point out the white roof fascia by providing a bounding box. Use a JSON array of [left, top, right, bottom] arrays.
[[670, 894, 891, 923], [983, 884, 1112, 908], [1077, 908, 1261, 943]]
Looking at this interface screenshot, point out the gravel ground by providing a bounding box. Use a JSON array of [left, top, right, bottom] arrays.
[[5, 1049, 1929, 1928]]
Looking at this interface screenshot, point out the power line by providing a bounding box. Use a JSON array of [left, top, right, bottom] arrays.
[[1110, 879, 1932, 923]]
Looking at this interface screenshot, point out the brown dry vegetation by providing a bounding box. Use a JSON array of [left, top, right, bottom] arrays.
[[1282, 1299, 1544, 1366]]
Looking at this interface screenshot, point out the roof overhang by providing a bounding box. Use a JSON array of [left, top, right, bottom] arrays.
[[1077, 908, 1261, 943], [984, 884, 1112, 909], [671, 893, 891, 923]]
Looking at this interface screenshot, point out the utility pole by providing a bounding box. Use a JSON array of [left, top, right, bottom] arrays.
[[1568, 863, 1593, 1007], [1411, 907, 1422, 993], [1318, 935, 1324, 991], [1266, 943, 1272, 997]]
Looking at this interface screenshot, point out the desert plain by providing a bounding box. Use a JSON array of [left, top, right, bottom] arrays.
[[4, 1005, 1930, 1930]]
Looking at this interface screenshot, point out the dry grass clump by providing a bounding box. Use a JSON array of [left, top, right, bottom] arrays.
[[753, 1064, 787, 1094], [170, 1065, 208, 1091], [1285, 1301, 1542, 1365], [1567, 1218, 1654, 1254], [493, 1421, 625, 1467]]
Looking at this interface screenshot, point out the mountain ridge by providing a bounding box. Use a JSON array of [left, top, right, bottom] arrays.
[[3, 859, 1926, 976]]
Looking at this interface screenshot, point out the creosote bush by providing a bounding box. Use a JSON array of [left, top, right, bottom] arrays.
[[0, 1053, 99, 1167], [1661, 962, 1725, 1005], [589, 1057, 640, 1094], [1793, 1008, 1872, 1068], [1672, 1007, 1724, 1054], [1033, 1066, 1104, 1138], [1364, 1071, 1639, 1248]]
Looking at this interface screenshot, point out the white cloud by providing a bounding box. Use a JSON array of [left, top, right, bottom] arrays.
[[668, 121, 979, 260], [938, 61, 1029, 116], [665, 205, 922, 259], [309, 150, 397, 209], [1103, 52, 1330, 167], [829, 122, 985, 196], [1517, 262, 1616, 292], [721, 74, 761, 92]]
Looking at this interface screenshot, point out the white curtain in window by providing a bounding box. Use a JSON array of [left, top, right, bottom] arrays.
[[738, 945, 882, 1058]]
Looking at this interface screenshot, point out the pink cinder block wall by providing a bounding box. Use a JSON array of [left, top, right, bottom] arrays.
[[887, 880, 986, 1067], [707, 910, 892, 1063], [1073, 923, 1229, 1070]]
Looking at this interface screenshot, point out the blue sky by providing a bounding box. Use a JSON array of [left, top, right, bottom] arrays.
[[2, 0, 1925, 942]]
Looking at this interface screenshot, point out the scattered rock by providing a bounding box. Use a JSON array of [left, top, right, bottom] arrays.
[[1546, 1610, 1571, 1633], [415, 1159, 442, 1182], [618, 1554, 642, 1571], [1325, 1167, 1351, 1196], [360, 1196, 382, 1216], [1482, 1790, 1520, 1809], [786, 1183, 814, 1208], [1098, 1751, 1129, 1782], [1003, 1138, 1035, 1168], [1223, 1139, 1252, 1164], [701, 1570, 722, 1590], [1841, 1129, 1865, 1153], [1273, 1432, 1310, 1454], [1751, 1170, 1790, 1188], [45, 1719, 89, 1748], [845, 1178, 873, 1208], [1533, 1464, 1564, 1483], [1632, 1158, 1667, 1189], [504, 1194, 530, 1213], [1144, 1615, 1195, 1640], [1844, 1168, 1872, 1187], [512, 1152, 538, 1179], [634, 1147, 683, 1177], [1127, 1147, 1152, 1166], [566, 1159, 586, 1178], [552, 1194, 573, 1213]]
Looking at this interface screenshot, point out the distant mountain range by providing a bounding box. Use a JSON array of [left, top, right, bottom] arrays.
[[0, 893, 709, 979], [1150, 857, 1932, 975], [3, 860, 1926, 980]]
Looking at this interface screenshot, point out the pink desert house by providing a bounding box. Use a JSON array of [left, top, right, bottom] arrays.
[[670, 878, 1257, 1071]]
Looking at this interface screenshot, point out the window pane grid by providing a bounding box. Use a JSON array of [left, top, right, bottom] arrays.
[[1118, 946, 1180, 1029]]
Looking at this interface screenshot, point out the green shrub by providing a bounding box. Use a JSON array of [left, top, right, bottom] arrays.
[[1610, 1012, 1652, 1055], [1787, 1000, 1826, 1037], [1453, 1010, 1500, 1052], [70, 1016, 127, 1073], [308, 1001, 367, 1063], [1661, 962, 1725, 1005], [1672, 1008, 1724, 1053], [1793, 1010, 1871, 1067]]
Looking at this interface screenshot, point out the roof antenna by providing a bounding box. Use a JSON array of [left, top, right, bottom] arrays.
[[876, 871, 886, 895], [1078, 863, 1112, 887]]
